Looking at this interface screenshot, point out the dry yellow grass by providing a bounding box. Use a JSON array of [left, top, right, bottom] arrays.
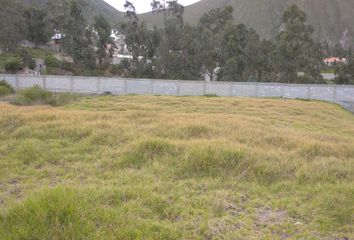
[[0, 95, 353, 239]]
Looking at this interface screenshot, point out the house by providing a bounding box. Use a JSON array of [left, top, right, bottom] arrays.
[[324, 57, 347, 66], [44, 31, 64, 52], [110, 30, 129, 55]]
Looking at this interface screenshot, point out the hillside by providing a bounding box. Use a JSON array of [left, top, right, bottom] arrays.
[[141, 0, 354, 46], [0, 95, 353, 239], [22, 0, 125, 25], [21, 0, 354, 46]]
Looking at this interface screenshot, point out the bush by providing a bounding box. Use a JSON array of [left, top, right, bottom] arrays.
[[11, 85, 79, 106], [45, 55, 76, 75], [0, 80, 15, 96], [21, 50, 36, 70], [11, 85, 53, 105], [44, 55, 60, 68], [110, 64, 124, 76], [5, 59, 22, 73]]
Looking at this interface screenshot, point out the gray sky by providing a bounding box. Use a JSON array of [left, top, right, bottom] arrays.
[[104, 0, 201, 13]]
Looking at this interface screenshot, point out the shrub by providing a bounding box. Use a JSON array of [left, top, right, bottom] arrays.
[[11, 85, 80, 106], [0, 80, 15, 96], [5, 59, 22, 73], [45, 55, 76, 75], [21, 50, 36, 70], [11, 85, 53, 105], [110, 64, 124, 76], [45, 55, 60, 68]]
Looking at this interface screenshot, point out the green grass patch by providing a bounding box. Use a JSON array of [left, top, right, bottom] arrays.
[[176, 145, 247, 178], [0, 96, 353, 239], [120, 139, 177, 169]]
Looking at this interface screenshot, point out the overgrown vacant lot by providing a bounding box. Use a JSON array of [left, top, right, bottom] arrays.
[[0, 95, 353, 239]]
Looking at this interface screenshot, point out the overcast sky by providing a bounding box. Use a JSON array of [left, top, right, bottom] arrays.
[[104, 0, 201, 13]]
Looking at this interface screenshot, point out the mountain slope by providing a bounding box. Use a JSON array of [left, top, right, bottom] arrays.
[[22, 0, 125, 25], [140, 0, 354, 46]]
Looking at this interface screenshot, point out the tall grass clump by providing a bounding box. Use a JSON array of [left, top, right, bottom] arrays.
[[0, 80, 15, 97], [10, 85, 79, 106], [11, 85, 54, 105], [0, 187, 181, 240], [12, 138, 44, 165], [120, 139, 177, 168], [0, 188, 96, 240], [176, 145, 247, 178]]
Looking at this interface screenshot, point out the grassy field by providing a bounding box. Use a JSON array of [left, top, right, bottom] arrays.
[[0, 95, 353, 239]]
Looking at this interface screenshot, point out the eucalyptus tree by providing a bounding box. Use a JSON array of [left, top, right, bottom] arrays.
[[197, 6, 233, 81], [24, 7, 51, 46], [274, 5, 323, 83], [94, 15, 113, 67], [0, 0, 25, 50]]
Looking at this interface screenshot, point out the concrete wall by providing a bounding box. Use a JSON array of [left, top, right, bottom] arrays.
[[1, 74, 353, 111]]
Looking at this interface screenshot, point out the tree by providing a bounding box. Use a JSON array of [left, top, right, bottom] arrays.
[[122, 1, 142, 71], [151, 0, 167, 27], [179, 25, 204, 80], [24, 7, 51, 46], [124, 0, 138, 25], [197, 6, 234, 81], [0, 0, 25, 50], [150, 0, 185, 79], [62, 1, 94, 67], [165, 1, 184, 51], [45, 0, 72, 32], [274, 5, 323, 83], [122, 1, 162, 77], [257, 40, 277, 82], [94, 15, 113, 67], [219, 24, 263, 82], [335, 53, 354, 85]]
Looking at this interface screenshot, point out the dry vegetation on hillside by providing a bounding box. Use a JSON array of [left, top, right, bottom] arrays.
[[0, 95, 353, 239]]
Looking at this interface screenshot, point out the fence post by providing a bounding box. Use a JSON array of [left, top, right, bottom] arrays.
[[229, 82, 233, 96], [124, 78, 128, 94], [177, 80, 181, 96], [280, 83, 285, 98], [96, 77, 101, 94], [255, 82, 259, 97], [332, 85, 337, 102], [307, 85, 311, 99], [70, 76, 74, 93], [42, 75, 47, 90], [151, 79, 155, 94], [16, 74, 20, 90]]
